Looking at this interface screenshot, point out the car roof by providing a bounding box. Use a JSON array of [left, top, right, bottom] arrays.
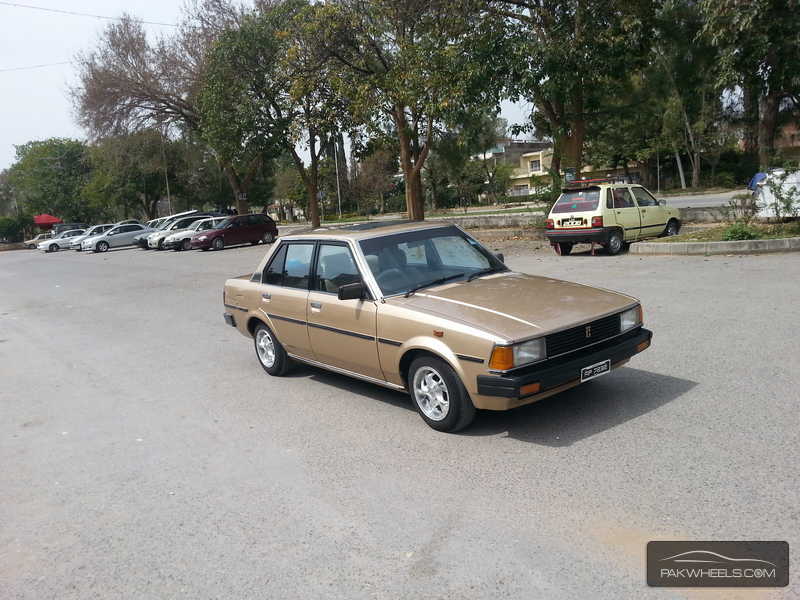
[[281, 220, 455, 242]]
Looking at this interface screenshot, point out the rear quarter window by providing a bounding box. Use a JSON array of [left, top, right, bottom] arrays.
[[552, 189, 601, 213]]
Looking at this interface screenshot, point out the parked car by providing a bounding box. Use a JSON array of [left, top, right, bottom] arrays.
[[69, 224, 114, 250], [134, 210, 211, 249], [222, 221, 652, 432], [24, 232, 52, 248], [163, 216, 227, 251], [81, 223, 153, 252], [191, 213, 278, 251], [146, 215, 211, 249], [52, 223, 89, 235], [544, 180, 681, 255], [38, 229, 85, 252]]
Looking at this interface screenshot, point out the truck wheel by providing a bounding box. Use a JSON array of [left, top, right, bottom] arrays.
[[554, 242, 573, 256], [254, 323, 290, 376], [408, 356, 476, 432], [606, 230, 624, 255]]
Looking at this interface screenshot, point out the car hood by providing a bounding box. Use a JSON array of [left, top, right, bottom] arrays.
[[388, 271, 637, 342]]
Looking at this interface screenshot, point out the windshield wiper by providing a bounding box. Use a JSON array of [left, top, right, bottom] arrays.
[[404, 273, 465, 297], [467, 266, 506, 282]]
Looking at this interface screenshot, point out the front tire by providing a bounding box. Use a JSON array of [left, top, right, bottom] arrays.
[[254, 323, 290, 376], [664, 219, 680, 237], [96, 241, 109, 253], [182, 238, 192, 251], [408, 356, 475, 432], [212, 237, 224, 251], [606, 230, 624, 255], [262, 232, 275, 244], [48, 243, 58, 253]]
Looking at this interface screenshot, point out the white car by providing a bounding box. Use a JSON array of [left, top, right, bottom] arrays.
[[163, 216, 227, 251], [146, 215, 208, 249], [82, 223, 153, 252], [69, 224, 114, 250], [38, 229, 85, 252]]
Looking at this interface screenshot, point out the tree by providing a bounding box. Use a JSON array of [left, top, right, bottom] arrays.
[[493, 0, 653, 192], [702, 0, 800, 168], [351, 148, 397, 214], [199, 1, 347, 227], [72, 2, 259, 213], [311, 0, 501, 220], [6, 139, 93, 221]]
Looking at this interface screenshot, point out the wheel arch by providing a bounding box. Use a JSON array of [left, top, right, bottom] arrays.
[[397, 341, 464, 388]]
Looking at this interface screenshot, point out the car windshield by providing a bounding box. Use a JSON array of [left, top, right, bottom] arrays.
[[214, 217, 232, 229], [551, 188, 601, 213], [358, 226, 505, 297]]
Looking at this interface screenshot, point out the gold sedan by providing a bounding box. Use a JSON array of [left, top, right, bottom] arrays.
[[223, 222, 652, 432]]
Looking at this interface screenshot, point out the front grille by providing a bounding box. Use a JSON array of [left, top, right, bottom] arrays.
[[546, 313, 621, 357]]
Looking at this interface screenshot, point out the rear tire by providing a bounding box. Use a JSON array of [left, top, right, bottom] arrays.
[[262, 232, 275, 244], [212, 237, 224, 251], [606, 230, 624, 255], [253, 323, 290, 376], [408, 356, 476, 432], [554, 242, 573, 256], [182, 238, 192, 251]]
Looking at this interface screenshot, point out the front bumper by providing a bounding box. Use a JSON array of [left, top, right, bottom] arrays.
[[163, 239, 181, 249], [223, 312, 236, 327], [545, 227, 612, 245], [477, 327, 652, 399], [147, 238, 162, 248], [136, 238, 150, 249]]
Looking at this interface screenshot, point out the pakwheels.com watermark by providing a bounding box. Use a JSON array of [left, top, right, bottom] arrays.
[[647, 541, 789, 587]]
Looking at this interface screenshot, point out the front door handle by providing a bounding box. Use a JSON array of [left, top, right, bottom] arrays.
[[261, 292, 271, 300], [641, 209, 647, 213], [310, 301, 322, 309]]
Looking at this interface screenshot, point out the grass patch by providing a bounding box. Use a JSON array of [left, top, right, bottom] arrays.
[[654, 221, 800, 243]]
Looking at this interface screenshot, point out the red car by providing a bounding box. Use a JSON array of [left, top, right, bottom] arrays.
[[190, 213, 278, 251]]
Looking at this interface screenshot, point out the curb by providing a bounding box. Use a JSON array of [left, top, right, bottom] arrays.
[[630, 236, 800, 255]]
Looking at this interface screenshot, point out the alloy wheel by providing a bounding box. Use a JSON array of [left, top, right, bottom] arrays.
[[412, 366, 450, 421], [256, 328, 276, 368]]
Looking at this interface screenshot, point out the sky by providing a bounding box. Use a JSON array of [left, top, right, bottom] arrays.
[[0, 1, 531, 172]]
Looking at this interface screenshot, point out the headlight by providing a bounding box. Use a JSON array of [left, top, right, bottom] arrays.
[[489, 338, 546, 370], [620, 305, 643, 331], [198, 235, 207, 241]]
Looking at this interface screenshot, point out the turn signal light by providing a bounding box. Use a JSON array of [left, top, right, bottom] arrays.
[[520, 382, 541, 397], [636, 339, 650, 353], [591, 216, 603, 227], [488, 346, 514, 371], [545, 219, 554, 229]]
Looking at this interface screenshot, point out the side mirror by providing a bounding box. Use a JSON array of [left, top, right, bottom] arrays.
[[338, 281, 365, 301], [494, 252, 505, 263]]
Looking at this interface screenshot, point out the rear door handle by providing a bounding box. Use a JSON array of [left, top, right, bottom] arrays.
[[310, 301, 322, 309]]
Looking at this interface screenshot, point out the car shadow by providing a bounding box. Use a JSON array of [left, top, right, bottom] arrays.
[[461, 367, 696, 446], [285, 363, 695, 445]]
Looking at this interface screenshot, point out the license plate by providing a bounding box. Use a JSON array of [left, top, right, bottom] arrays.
[[564, 218, 582, 227], [580, 359, 610, 382]]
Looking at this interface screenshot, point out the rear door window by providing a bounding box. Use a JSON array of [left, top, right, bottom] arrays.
[[552, 189, 601, 213], [283, 244, 314, 289], [263, 244, 287, 285], [611, 188, 636, 208]]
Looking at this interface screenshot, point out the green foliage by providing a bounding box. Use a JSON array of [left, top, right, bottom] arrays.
[[723, 222, 762, 241], [0, 214, 33, 242], [765, 170, 800, 218], [6, 139, 93, 221]]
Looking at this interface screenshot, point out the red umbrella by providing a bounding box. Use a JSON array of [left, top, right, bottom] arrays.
[[33, 214, 62, 230]]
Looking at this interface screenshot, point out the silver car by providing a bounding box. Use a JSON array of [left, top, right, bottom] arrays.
[[82, 223, 153, 253], [38, 229, 85, 252], [69, 224, 114, 250], [146, 215, 207, 250]]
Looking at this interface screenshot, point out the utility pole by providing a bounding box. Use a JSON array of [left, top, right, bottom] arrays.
[[656, 147, 661, 194], [160, 127, 172, 214]]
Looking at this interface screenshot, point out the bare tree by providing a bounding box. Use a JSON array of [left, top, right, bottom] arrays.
[[71, 1, 257, 213]]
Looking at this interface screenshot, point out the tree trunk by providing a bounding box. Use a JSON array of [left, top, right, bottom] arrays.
[[674, 148, 687, 189], [742, 78, 759, 154], [305, 179, 320, 228], [394, 106, 427, 221], [549, 143, 562, 196], [222, 164, 250, 214], [758, 93, 780, 169]]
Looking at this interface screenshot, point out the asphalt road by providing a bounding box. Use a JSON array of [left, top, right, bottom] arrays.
[[1, 242, 798, 599], [658, 188, 748, 208]]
